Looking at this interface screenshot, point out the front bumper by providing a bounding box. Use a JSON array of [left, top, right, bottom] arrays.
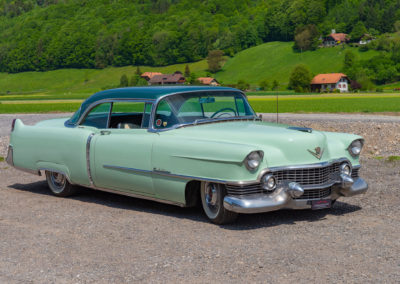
[[224, 177, 368, 214]]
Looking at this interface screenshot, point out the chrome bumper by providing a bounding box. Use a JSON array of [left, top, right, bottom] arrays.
[[224, 176, 368, 214]]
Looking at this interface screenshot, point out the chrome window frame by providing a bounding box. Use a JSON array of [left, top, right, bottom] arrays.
[[69, 90, 257, 132], [148, 90, 258, 133], [75, 98, 156, 129]]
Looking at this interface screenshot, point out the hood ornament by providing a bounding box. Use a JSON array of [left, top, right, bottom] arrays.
[[308, 147, 324, 160]]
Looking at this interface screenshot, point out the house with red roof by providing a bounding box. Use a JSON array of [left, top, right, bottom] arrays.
[[197, 77, 220, 86], [141, 72, 162, 81], [148, 71, 185, 85], [323, 30, 350, 46], [311, 73, 349, 93]]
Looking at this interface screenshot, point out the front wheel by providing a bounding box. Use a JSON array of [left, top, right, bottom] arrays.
[[45, 171, 77, 197], [200, 182, 238, 224]]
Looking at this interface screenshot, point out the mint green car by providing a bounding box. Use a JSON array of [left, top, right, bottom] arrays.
[[6, 86, 368, 224]]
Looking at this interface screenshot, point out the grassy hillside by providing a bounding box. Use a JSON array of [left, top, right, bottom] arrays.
[[0, 60, 208, 98], [0, 41, 391, 100], [216, 42, 379, 86]]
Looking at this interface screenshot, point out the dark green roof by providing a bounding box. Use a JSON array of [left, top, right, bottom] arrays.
[[67, 86, 239, 125]]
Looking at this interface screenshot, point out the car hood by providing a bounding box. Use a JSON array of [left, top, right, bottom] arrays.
[[166, 121, 355, 167]]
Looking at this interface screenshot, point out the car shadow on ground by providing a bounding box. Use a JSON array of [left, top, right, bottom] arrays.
[[9, 181, 362, 230]]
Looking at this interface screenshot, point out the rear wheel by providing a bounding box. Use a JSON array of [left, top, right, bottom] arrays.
[[45, 171, 77, 197], [200, 182, 238, 224]]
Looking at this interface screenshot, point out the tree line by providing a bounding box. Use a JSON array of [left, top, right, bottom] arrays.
[[1, 0, 400, 73]]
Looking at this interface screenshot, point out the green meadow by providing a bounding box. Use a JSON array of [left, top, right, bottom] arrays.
[[217, 42, 379, 86], [1, 94, 399, 114], [0, 42, 381, 98]]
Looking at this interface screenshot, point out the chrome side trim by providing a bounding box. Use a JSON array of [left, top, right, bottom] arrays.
[[78, 183, 186, 207], [6, 145, 14, 166], [103, 164, 152, 174], [102, 164, 227, 184], [86, 133, 95, 186], [153, 168, 227, 183]]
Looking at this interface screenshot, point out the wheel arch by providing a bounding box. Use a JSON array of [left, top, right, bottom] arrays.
[[185, 180, 201, 207]]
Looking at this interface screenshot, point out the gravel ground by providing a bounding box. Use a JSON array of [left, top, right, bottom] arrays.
[[0, 113, 399, 283]]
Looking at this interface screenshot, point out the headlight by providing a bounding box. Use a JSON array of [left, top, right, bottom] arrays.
[[348, 139, 364, 157], [262, 174, 276, 192], [244, 151, 264, 171], [340, 163, 352, 176]]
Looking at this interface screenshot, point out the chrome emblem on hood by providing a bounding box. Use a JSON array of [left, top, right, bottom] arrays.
[[308, 147, 324, 160]]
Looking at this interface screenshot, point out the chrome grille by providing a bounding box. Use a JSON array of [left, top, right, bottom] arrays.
[[273, 163, 340, 187], [352, 168, 360, 178], [293, 187, 331, 200], [226, 183, 264, 196], [225, 162, 352, 198]]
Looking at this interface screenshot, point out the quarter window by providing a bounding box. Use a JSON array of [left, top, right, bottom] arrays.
[[81, 103, 111, 129]]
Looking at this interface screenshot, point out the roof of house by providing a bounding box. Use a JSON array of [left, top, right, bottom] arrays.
[[197, 77, 218, 85], [329, 33, 349, 42], [149, 73, 185, 84], [66, 86, 238, 125], [141, 72, 162, 79], [311, 73, 348, 84]]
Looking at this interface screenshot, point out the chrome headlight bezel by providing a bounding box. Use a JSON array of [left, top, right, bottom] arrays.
[[340, 162, 352, 176], [261, 174, 277, 192], [244, 150, 264, 171], [347, 139, 364, 157]]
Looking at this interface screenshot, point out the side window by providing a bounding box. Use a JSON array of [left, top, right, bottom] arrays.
[[81, 103, 111, 128], [110, 102, 147, 129]]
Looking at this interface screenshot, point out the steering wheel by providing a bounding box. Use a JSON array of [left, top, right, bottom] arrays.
[[210, 108, 237, 118]]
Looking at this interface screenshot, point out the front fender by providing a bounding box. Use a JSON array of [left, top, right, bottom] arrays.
[[152, 136, 260, 182]]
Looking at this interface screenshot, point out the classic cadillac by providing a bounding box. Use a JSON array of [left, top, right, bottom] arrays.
[[6, 86, 368, 224]]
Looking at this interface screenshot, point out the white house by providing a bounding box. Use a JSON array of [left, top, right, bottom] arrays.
[[311, 73, 349, 93]]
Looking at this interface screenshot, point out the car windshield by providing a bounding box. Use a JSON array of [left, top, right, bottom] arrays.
[[153, 91, 256, 130]]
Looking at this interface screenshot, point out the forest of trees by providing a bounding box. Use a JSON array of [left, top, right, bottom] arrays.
[[0, 0, 400, 73]]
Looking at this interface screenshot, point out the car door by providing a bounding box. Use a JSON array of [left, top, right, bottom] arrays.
[[87, 101, 156, 196]]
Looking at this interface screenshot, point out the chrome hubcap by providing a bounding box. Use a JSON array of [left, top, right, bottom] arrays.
[[203, 183, 221, 218], [50, 172, 66, 192], [205, 184, 218, 206]]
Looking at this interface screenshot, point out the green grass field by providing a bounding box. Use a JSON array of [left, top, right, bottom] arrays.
[[1, 94, 399, 114], [217, 42, 379, 86]]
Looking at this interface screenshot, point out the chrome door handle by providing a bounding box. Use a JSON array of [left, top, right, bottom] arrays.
[[100, 130, 111, 135]]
